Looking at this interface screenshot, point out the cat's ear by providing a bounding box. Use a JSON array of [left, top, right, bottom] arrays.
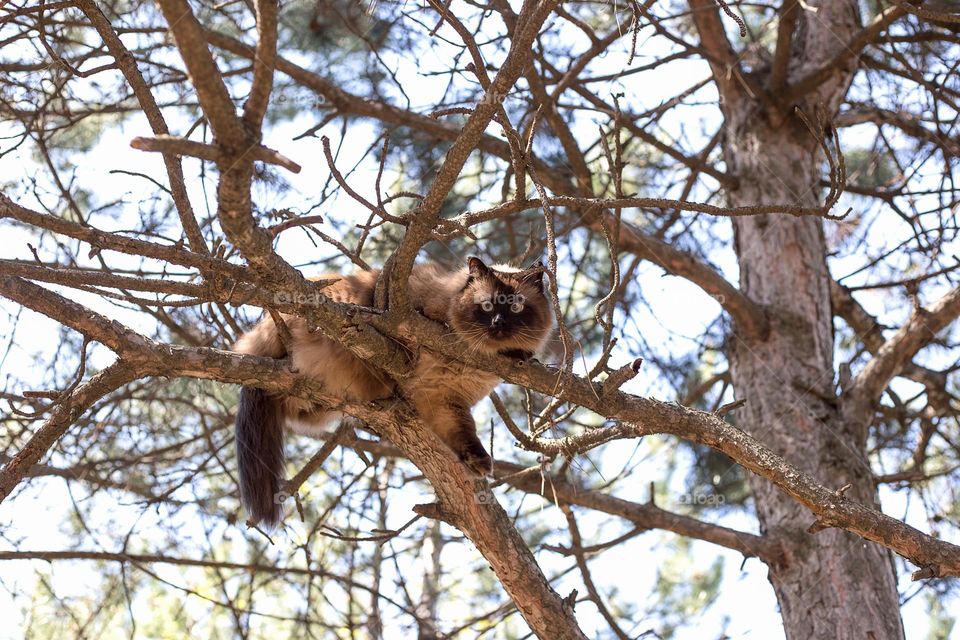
[[520, 260, 545, 292], [467, 256, 491, 279]]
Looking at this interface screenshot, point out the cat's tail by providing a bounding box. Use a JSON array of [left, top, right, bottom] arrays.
[[233, 315, 287, 527], [235, 386, 285, 528]]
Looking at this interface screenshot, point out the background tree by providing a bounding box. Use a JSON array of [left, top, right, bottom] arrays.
[[1, 0, 959, 638]]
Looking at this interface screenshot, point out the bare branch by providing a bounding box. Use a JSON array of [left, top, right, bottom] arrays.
[[0, 361, 141, 503], [845, 285, 960, 426]]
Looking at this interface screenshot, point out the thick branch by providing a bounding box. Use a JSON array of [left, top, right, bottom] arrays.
[[768, 0, 799, 94], [166, 350, 587, 639], [0, 276, 158, 356], [242, 0, 278, 129], [0, 194, 249, 281], [0, 270, 585, 638], [130, 135, 301, 173], [154, 0, 247, 151], [782, 4, 907, 103], [372, 312, 960, 579], [290, 429, 783, 563], [831, 281, 947, 390], [499, 461, 782, 563], [6, 265, 958, 578], [688, 0, 747, 105], [845, 285, 960, 425]]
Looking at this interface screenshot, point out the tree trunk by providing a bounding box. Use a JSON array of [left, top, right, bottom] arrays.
[[725, 112, 906, 640], [697, 1, 908, 635]]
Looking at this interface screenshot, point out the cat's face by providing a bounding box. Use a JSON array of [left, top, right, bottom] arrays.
[[448, 257, 553, 354]]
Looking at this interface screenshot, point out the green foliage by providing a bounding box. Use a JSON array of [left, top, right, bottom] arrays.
[[653, 538, 724, 638], [845, 147, 900, 189], [21, 567, 133, 639], [925, 591, 956, 640]]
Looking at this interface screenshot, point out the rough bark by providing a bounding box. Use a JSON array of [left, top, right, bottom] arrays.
[[727, 123, 905, 640], [717, 2, 907, 636]]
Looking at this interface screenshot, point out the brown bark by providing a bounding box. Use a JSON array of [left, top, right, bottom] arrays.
[[4, 266, 959, 579], [727, 123, 906, 640], [711, 1, 906, 636]]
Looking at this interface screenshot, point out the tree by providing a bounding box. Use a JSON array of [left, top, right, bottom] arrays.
[[1, 0, 959, 638]]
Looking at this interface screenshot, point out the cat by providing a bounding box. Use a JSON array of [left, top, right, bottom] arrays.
[[232, 256, 554, 526]]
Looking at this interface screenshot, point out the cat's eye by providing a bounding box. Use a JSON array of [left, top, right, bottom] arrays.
[[510, 302, 524, 313], [480, 300, 494, 312]]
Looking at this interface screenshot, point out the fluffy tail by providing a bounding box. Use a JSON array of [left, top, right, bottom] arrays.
[[235, 386, 285, 527]]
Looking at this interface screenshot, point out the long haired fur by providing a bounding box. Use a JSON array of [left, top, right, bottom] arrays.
[[232, 257, 553, 527], [235, 387, 284, 527]]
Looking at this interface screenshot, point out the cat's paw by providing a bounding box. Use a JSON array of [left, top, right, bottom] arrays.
[[460, 451, 493, 477]]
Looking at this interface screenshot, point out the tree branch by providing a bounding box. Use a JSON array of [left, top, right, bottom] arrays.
[[831, 281, 948, 390], [0, 360, 141, 502], [130, 135, 301, 173], [387, 0, 562, 311], [0, 273, 586, 639], [603, 216, 769, 339], [688, 0, 748, 106], [768, 0, 800, 94], [845, 285, 960, 427], [154, 0, 247, 151], [242, 0, 278, 130], [75, 0, 208, 254], [6, 262, 957, 579], [782, 4, 907, 103]]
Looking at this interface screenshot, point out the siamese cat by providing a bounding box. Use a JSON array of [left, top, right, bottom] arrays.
[[233, 256, 553, 526]]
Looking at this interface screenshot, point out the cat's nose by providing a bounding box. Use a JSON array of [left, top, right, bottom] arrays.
[[491, 314, 505, 328]]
